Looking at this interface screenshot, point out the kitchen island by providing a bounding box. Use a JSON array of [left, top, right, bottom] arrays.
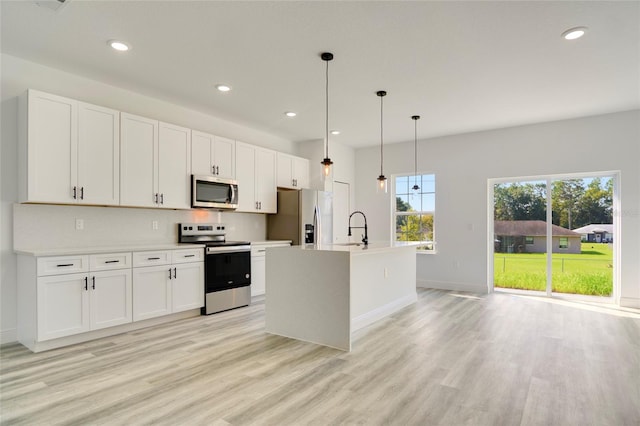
[[265, 242, 417, 351]]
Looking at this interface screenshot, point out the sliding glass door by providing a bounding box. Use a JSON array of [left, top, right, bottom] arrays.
[[492, 174, 615, 299]]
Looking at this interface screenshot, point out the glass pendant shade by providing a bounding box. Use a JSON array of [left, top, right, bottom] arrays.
[[321, 157, 333, 180], [377, 175, 388, 193]]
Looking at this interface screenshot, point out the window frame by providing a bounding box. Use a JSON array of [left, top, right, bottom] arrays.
[[392, 173, 436, 253], [525, 236, 534, 245], [559, 237, 569, 249]]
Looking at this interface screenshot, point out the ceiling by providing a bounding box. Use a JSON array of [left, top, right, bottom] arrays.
[[2, 1, 639, 148]]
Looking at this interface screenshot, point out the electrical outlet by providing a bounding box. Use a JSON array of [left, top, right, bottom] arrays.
[[152, 220, 159, 230], [75, 219, 84, 230]]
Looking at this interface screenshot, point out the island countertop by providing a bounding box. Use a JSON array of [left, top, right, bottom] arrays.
[[288, 241, 419, 255]]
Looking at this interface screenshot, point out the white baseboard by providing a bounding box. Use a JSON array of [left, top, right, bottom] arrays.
[[1, 328, 17, 345], [351, 293, 417, 332], [620, 297, 640, 309], [417, 279, 488, 293]]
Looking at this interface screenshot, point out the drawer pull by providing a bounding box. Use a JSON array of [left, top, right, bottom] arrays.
[[258, 249, 266, 253], [184, 254, 195, 258], [148, 257, 161, 260], [105, 260, 120, 264], [57, 263, 74, 267]]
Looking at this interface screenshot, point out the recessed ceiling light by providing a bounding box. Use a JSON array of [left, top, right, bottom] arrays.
[[216, 84, 231, 92], [562, 27, 587, 40], [330, 130, 341, 135], [108, 40, 130, 51], [285, 112, 297, 117]]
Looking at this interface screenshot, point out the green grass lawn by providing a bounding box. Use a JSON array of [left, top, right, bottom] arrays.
[[494, 243, 613, 296]]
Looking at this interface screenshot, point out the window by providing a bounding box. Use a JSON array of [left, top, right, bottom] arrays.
[[394, 174, 435, 251], [559, 237, 569, 249], [525, 236, 534, 245]]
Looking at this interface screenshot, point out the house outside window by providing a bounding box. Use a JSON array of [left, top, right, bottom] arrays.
[[559, 237, 569, 249], [393, 174, 435, 251], [525, 236, 534, 245]]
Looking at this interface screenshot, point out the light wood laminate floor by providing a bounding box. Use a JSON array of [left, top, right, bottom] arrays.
[[1, 289, 639, 425]]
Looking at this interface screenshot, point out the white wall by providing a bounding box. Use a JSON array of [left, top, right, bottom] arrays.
[[0, 54, 295, 343], [355, 110, 640, 307], [297, 139, 356, 193]]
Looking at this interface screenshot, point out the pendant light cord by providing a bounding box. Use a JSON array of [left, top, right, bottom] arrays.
[[380, 95, 384, 176], [325, 59, 329, 159], [414, 118, 418, 178]]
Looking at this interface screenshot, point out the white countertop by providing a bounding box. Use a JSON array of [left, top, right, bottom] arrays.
[[15, 243, 205, 257], [283, 241, 419, 255]]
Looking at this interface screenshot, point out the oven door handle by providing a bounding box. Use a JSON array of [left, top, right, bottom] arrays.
[[206, 246, 251, 255]]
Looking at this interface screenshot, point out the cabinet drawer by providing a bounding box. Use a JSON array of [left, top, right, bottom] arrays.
[[132, 251, 172, 267], [37, 255, 89, 277], [89, 252, 132, 271], [172, 248, 204, 264]]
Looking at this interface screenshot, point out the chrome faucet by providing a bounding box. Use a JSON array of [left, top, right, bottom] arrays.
[[348, 211, 368, 246]]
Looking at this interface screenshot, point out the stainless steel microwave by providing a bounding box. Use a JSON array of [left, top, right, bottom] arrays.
[[192, 175, 238, 209]]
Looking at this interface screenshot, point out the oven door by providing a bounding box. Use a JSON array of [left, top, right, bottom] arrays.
[[205, 248, 251, 293]]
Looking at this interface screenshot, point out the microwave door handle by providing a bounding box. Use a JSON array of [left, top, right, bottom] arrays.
[[230, 184, 236, 203]]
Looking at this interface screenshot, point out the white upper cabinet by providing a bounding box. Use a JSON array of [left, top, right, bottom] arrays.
[[277, 153, 310, 189], [20, 90, 119, 205], [120, 113, 190, 209], [158, 122, 191, 209], [235, 141, 276, 213], [191, 131, 235, 179], [77, 102, 120, 205], [120, 113, 158, 208]]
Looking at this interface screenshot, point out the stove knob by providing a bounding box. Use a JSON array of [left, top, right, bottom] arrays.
[[245, 273, 250, 279]]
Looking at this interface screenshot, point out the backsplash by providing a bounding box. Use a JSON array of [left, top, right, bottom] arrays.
[[13, 203, 266, 250]]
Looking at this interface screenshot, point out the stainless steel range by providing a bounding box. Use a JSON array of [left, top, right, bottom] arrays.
[[178, 223, 251, 315]]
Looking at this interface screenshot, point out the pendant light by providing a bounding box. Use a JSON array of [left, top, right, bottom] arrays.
[[411, 115, 420, 191], [376, 90, 388, 193], [320, 52, 334, 182]]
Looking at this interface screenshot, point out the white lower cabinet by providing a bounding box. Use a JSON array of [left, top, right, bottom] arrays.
[[31, 253, 132, 342], [18, 247, 202, 352], [132, 264, 173, 321], [132, 248, 204, 321]]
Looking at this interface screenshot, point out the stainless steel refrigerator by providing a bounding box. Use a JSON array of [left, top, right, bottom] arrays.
[[267, 189, 333, 245]]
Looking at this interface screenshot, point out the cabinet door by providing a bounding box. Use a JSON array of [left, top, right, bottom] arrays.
[[250, 254, 266, 297], [293, 157, 310, 189], [120, 113, 158, 207], [172, 262, 204, 312], [235, 142, 257, 212], [256, 148, 277, 213], [37, 273, 89, 341], [213, 136, 235, 179], [77, 102, 120, 205], [132, 265, 172, 321], [277, 153, 294, 189], [90, 269, 132, 330], [26, 90, 77, 203], [191, 130, 214, 176], [158, 122, 190, 209]]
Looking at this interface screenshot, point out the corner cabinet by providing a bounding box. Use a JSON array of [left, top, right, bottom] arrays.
[[120, 113, 191, 209], [277, 153, 310, 189], [19, 90, 120, 205], [191, 130, 235, 179], [235, 141, 277, 213]]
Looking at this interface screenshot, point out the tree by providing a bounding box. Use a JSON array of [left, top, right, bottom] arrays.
[[494, 183, 546, 221], [552, 179, 584, 228]]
